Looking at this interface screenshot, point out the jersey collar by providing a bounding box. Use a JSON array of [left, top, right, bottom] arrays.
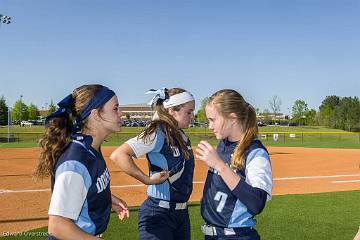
[[71, 133, 94, 150]]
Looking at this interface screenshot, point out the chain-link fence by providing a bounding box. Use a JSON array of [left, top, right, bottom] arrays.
[[1, 131, 359, 148]]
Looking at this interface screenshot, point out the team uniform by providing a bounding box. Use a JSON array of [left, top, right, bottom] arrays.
[[48, 134, 112, 239], [126, 126, 195, 240], [201, 139, 272, 240]]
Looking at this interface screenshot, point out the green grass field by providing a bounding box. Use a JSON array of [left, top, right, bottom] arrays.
[[2, 190, 360, 239], [0, 125, 359, 149], [1, 125, 359, 239], [103, 190, 360, 240]]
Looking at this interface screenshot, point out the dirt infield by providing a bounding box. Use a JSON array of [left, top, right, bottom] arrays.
[[1, 147, 360, 234]]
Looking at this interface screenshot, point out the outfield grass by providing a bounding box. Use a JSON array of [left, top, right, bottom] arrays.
[[2, 190, 359, 239], [0, 125, 351, 134], [1, 125, 359, 149]]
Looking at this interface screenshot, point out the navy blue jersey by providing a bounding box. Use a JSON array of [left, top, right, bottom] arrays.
[[48, 134, 111, 236], [127, 127, 195, 203], [201, 139, 272, 228]]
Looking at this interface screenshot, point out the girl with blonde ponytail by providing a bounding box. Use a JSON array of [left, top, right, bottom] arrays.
[[196, 89, 272, 240]]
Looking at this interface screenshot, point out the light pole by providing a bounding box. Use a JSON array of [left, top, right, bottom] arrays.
[[7, 107, 12, 142], [45, 102, 48, 115], [0, 14, 11, 26], [20, 95, 23, 124], [287, 107, 290, 121]]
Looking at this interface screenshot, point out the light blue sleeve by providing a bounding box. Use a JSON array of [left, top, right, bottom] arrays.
[[48, 161, 92, 220]]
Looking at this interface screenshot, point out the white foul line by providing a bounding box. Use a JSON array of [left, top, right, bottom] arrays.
[[273, 174, 360, 181], [111, 184, 145, 188], [331, 179, 360, 184], [109, 182, 206, 188], [1, 173, 360, 194], [0, 188, 51, 194]]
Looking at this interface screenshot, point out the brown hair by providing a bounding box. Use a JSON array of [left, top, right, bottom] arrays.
[[139, 88, 191, 160], [208, 89, 258, 170], [35, 84, 104, 179]]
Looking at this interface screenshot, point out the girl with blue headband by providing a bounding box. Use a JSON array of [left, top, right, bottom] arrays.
[[35, 84, 129, 239], [110, 87, 195, 240]]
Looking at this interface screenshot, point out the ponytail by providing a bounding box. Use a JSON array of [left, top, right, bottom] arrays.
[[35, 84, 105, 179], [35, 115, 72, 178], [139, 88, 191, 160], [231, 105, 258, 169], [208, 89, 259, 170]]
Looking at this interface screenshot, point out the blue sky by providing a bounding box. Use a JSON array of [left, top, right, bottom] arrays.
[[1, 0, 359, 114]]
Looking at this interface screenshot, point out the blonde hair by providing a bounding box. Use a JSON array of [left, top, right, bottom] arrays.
[[35, 84, 104, 179], [139, 88, 191, 160], [208, 89, 258, 169]]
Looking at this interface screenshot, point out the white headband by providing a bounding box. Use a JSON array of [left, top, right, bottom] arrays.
[[163, 91, 195, 109]]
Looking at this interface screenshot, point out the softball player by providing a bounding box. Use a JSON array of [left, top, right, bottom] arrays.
[[35, 84, 129, 239], [196, 89, 272, 240], [110, 87, 195, 240]]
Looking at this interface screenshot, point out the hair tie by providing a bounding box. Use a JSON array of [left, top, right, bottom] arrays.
[[45, 94, 74, 125], [145, 88, 169, 108]]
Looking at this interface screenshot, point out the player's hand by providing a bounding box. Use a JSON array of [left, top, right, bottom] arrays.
[[148, 170, 170, 185], [353, 227, 360, 240], [196, 140, 224, 171], [111, 195, 130, 220]]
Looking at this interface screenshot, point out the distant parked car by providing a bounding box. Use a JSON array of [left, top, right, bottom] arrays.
[[288, 122, 297, 126], [20, 121, 34, 127], [29, 120, 45, 125], [257, 121, 267, 127]]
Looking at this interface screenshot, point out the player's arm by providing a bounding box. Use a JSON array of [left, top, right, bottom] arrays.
[[111, 194, 130, 220], [196, 141, 269, 215], [110, 143, 169, 185], [354, 226, 360, 240], [48, 162, 98, 238], [48, 215, 98, 240], [218, 164, 268, 215]]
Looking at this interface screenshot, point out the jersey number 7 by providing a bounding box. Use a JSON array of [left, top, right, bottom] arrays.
[[214, 191, 228, 213]]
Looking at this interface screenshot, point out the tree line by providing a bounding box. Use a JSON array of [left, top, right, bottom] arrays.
[[195, 95, 360, 132], [1, 94, 359, 131], [0, 96, 56, 125]]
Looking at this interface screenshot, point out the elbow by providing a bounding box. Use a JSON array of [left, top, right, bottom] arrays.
[[110, 148, 124, 163], [48, 216, 61, 237], [109, 151, 117, 162], [249, 196, 267, 215], [110, 145, 128, 163], [251, 201, 266, 215], [110, 144, 134, 165]]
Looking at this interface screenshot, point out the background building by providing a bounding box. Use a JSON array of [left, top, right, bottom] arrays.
[[119, 103, 154, 120]]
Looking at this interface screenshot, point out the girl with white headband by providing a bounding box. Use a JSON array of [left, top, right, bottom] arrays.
[[110, 87, 195, 240]]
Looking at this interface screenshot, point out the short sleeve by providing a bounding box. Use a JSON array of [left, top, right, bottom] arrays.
[[48, 161, 91, 220], [245, 148, 273, 200], [126, 131, 162, 158]]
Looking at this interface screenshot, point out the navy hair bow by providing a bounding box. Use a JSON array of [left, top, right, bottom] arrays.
[[45, 94, 73, 125], [45, 86, 115, 133]]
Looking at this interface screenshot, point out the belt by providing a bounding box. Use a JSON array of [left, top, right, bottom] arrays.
[[201, 224, 253, 236], [158, 200, 187, 210]]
